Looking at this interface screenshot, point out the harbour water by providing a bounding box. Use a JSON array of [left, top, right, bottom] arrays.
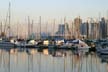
[[0, 48, 108, 72]]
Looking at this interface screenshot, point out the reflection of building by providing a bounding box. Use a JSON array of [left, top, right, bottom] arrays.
[[74, 17, 82, 38]]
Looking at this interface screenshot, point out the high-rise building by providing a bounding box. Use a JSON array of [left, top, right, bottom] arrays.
[[56, 24, 65, 37], [106, 19, 108, 38], [56, 23, 70, 39], [65, 23, 71, 39], [80, 19, 99, 39], [74, 16, 82, 38], [85, 18, 97, 39], [80, 22, 87, 36], [99, 18, 107, 39]]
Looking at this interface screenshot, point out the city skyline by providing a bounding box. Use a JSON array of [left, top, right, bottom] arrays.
[[0, 0, 108, 39]]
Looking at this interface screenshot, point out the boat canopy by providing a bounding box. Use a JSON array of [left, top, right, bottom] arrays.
[[66, 39, 88, 47]]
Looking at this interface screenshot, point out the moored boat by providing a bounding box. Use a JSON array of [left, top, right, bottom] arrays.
[[96, 42, 108, 55]]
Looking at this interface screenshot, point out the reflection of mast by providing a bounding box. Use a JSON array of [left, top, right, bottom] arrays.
[[64, 56, 66, 72], [8, 52, 10, 72], [7, 51, 11, 72], [39, 53, 41, 72], [28, 54, 33, 72]]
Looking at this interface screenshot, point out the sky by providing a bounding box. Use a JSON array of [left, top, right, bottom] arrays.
[[0, 0, 108, 23], [0, 0, 108, 37]]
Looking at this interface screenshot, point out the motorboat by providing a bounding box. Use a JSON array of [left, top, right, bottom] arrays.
[[0, 38, 16, 48], [96, 42, 108, 55], [66, 39, 90, 51]]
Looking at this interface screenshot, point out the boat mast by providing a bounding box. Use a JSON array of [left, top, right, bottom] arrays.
[[8, 1, 11, 38], [28, 16, 30, 39], [98, 12, 101, 39], [16, 22, 19, 39], [64, 17, 66, 39], [4, 13, 8, 35], [31, 20, 34, 35], [39, 16, 41, 40], [86, 20, 89, 39], [0, 22, 2, 35], [46, 22, 48, 39], [52, 19, 55, 39], [71, 21, 74, 39]]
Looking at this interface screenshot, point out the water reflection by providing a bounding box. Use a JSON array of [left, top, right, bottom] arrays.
[[0, 48, 107, 72]]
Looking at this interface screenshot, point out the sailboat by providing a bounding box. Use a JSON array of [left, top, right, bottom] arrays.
[[0, 2, 16, 48]]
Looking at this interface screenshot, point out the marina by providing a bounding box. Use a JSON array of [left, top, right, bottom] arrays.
[[0, 0, 108, 72]]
